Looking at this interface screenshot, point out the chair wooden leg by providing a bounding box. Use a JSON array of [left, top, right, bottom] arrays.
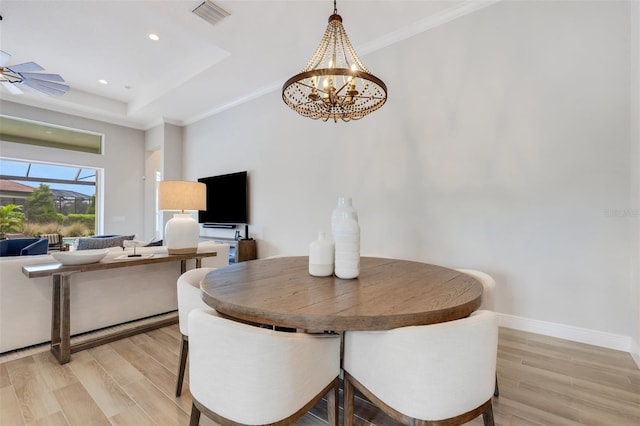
[[482, 403, 495, 426], [327, 380, 339, 426], [344, 374, 355, 426], [189, 402, 201, 426], [494, 374, 500, 397], [176, 335, 188, 397]]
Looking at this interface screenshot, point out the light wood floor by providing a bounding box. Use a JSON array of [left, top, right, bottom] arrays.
[[1, 325, 638, 426]]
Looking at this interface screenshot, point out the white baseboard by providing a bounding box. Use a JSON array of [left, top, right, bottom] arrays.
[[497, 313, 638, 367], [632, 340, 640, 369]]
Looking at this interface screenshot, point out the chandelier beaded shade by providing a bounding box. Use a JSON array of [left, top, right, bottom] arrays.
[[282, 0, 387, 123]]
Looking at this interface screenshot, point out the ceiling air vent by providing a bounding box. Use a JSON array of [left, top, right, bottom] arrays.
[[192, 1, 230, 26]]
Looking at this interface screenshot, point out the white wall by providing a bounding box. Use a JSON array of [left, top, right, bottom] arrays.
[[183, 1, 637, 347], [143, 122, 186, 241], [161, 123, 183, 181], [0, 101, 146, 237], [143, 149, 161, 241], [631, 1, 640, 364]]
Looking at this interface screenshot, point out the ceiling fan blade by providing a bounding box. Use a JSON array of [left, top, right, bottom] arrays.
[[0, 51, 11, 67], [24, 78, 69, 92], [8, 62, 45, 73], [1, 81, 23, 95], [22, 79, 68, 96], [19, 72, 65, 82]]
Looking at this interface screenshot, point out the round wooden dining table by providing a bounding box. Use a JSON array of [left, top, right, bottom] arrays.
[[199, 256, 483, 331]]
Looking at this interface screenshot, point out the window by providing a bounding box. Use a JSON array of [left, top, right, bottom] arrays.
[[0, 115, 104, 237], [0, 158, 98, 235]]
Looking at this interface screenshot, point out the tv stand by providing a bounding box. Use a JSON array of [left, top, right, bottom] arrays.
[[200, 224, 256, 263], [232, 239, 257, 263], [199, 236, 256, 263]]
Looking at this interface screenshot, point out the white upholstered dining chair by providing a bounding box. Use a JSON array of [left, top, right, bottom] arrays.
[[187, 308, 341, 425], [175, 267, 217, 397], [456, 268, 499, 396], [343, 310, 498, 426], [456, 268, 496, 311]]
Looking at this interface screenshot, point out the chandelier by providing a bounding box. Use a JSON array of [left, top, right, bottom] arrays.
[[282, 0, 387, 123]]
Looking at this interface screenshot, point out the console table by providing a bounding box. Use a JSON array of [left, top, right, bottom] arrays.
[[22, 251, 217, 364]]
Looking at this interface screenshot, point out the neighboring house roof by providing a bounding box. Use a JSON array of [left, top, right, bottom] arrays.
[[0, 180, 35, 194], [0, 180, 90, 200]]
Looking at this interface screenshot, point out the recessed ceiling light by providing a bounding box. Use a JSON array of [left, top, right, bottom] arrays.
[[98, 79, 108, 85], [148, 33, 159, 41]]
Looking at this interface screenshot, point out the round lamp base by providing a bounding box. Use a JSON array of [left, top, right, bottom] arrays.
[[167, 247, 198, 255]]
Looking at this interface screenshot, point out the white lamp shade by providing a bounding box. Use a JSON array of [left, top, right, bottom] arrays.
[[158, 181, 206, 211], [158, 181, 206, 254]]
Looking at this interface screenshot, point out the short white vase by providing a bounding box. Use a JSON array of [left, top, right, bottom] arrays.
[[309, 231, 334, 277]]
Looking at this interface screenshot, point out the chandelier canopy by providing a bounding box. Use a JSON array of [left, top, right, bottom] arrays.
[[282, 0, 387, 123]]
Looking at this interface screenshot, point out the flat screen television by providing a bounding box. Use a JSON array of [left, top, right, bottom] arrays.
[[198, 171, 248, 225]]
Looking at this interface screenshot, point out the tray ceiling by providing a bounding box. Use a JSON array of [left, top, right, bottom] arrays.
[[0, 1, 496, 129]]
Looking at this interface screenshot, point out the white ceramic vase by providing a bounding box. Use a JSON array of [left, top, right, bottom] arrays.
[[309, 231, 334, 277], [331, 197, 358, 237], [332, 197, 360, 279]]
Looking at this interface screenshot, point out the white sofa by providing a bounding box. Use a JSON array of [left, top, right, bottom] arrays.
[[0, 241, 229, 353]]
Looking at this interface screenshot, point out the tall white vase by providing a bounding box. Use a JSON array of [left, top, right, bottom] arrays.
[[331, 197, 358, 236], [332, 197, 360, 279]]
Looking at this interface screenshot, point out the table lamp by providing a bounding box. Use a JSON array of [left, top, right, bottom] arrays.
[[158, 180, 206, 255]]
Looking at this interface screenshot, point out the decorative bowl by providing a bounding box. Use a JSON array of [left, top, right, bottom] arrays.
[[51, 249, 108, 265]]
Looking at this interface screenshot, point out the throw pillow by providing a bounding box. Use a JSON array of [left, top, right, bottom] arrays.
[[76, 235, 135, 250]]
